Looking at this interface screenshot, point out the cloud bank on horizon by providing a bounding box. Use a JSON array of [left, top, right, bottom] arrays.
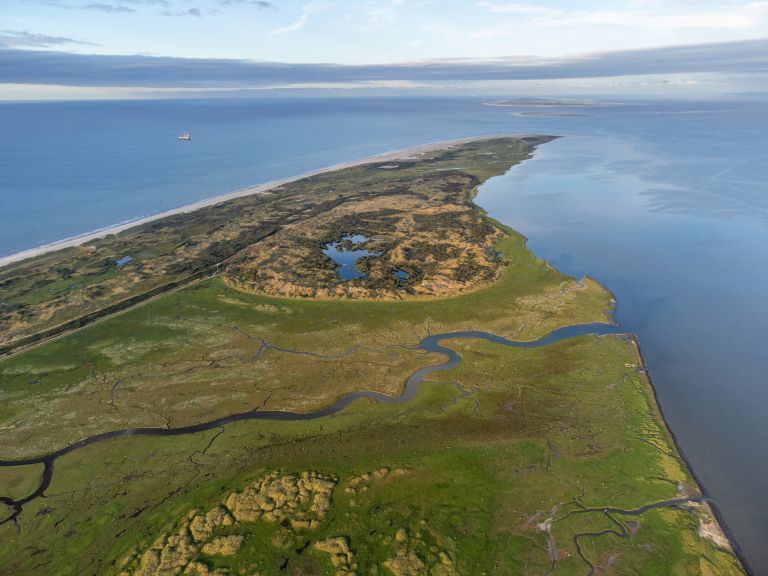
[[2, 39, 767, 86], [1, 0, 767, 97]]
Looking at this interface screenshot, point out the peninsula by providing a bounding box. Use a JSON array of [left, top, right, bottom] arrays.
[[0, 137, 745, 575]]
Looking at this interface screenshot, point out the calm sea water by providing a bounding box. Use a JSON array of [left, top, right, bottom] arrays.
[[1, 96, 766, 572]]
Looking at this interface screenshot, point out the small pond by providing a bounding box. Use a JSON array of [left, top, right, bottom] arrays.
[[115, 255, 132, 268], [323, 235, 380, 281]]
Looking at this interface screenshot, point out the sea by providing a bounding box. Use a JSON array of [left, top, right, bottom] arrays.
[[1, 95, 766, 573]]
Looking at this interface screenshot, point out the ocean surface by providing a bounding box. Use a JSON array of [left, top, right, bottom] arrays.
[[1, 95, 766, 572]]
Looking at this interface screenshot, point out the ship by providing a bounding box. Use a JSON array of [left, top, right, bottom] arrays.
[[178, 130, 191, 141]]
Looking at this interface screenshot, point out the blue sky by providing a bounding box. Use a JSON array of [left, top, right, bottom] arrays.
[[1, 0, 768, 97]]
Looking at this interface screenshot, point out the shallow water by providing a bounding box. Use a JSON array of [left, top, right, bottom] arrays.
[[115, 255, 132, 268], [1, 95, 766, 572], [323, 234, 379, 280], [475, 104, 768, 572]]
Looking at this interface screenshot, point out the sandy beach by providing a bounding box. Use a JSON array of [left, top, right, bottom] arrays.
[[0, 134, 528, 270]]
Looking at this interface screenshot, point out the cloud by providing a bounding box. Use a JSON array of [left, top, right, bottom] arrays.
[[366, 0, 401, 26], [30, 0, 147, 11], [80, 3, 136, 12], [478, 2, 550, 15], [162, 7, 202, 16], [115, 0, 169, 6], [270, 11, 309, 34], [0, 30, 97, 49], [25, 0, 276, 16], [1, 38, 766, 87], [219, 0, 276, 8], [478, 1, 768, 31]]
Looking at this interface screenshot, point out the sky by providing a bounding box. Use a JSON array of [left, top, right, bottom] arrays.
[[1, 0, 768, 98]]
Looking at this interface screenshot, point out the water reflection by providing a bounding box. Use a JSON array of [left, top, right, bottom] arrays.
[[323, 235, 380, 281], [475, 112, 768, 572]]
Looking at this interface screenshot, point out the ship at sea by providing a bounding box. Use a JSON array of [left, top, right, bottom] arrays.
[[178, 130, 191, 141]]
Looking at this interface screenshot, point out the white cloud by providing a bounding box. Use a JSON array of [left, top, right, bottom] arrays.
[[363, 0, 411, 29], [656, 2, 768, 29], [270, 11, 309, 34], [477, 1, 768, 31]]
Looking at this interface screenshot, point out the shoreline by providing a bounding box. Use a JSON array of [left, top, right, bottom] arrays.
[[629, 333, 753, 575], [473, 177, 751, 573], [0, 134, 541, 270]]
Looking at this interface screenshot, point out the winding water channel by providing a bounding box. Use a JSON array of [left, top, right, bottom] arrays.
[[0, 322, 620, 528]]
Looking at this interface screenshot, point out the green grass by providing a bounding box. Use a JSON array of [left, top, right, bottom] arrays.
[[0, 231, 610, 460], [0, 336, 743, 575], [0, 464, 43, 502]]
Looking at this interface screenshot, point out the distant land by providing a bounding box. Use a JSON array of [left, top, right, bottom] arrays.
[[484, 98, 601, 108]]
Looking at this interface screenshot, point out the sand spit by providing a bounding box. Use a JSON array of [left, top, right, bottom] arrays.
[[0, 134, 544, 270]]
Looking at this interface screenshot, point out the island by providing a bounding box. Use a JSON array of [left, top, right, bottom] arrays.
[[0, 137, 746, 575]]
